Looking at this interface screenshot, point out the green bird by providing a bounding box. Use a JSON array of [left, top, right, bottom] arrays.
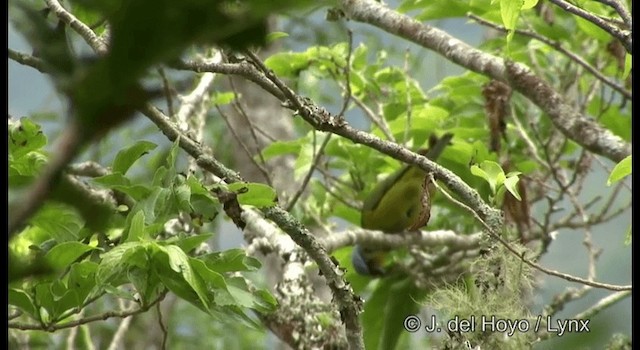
[[351, 133, 453, 276]]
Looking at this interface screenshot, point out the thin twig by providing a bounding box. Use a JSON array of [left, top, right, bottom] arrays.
[[9, 293, 167, 331], [107, 299, 134, 350], [215, 104, 274, 185], [285, 133, 332, 211], [157, 67, 175, 117], [337, 30, 354, 117], [156, 301, 168, 350], [402, 48, 412, 144], [8, 49, 47, 73], [226, 76, 275, 187], [350, 94, 395, 141], [574, 290, 631, 320]]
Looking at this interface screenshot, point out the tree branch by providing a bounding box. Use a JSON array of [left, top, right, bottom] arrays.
[[546, 0, 631, 52], [467, 13, 631, 100], [44, 0, 108, 55], [338, 0, 630, 163], [321, 229, 482, 254]]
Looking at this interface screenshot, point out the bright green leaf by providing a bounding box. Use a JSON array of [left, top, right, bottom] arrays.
[[8, 117, 48, 159], [503, 175, 522, 201], [112, 140, 157, 175], [264, 51, 309, 77], [522, 0, 538, 10], [470, 161, 506, 194], [500, 0, 521, 45], [266, 31, 288, 43], [623, 54, 631, 79], [607, 155, 631, 186], [212, 92, 236, 105], [167, 245, 209, 307]]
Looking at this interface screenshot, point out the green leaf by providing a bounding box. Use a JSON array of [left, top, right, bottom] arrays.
[[227, 182, 278, 208], [30, 203, 84, 242], [522, 0, 538, 10], [470, 160, 506, 195], [514, 160, 538, 174], [96, 241, 145, 285], [158, 244, 210, 310], [173, 180, 193, 212], [115, 184, 153, 201], [190, 258, 228, 291], [200, 249, 262, 273], [93, 173, 132, 186], [93, 173, 153, 200], [67, 261, 99, 304], [44, 242, 99, 270], [607, 155, 631, 186], [126, 210, 147, 242], [575, 17, 609, 42], [212, 91, 236, 105], [260, 139, 303, 161], [264, 51, 310, 77], [226, 276, 276, 312], [164, 137, 182, 182], [362, 276, 426, 350], [190, 193, 219, 224], [623, 54, 631, 79], [34, 283, 56, 321], [266, 31, 288, 43], [171, 233, 214, 254], [500, 0, 521, 45], [503, 175, 522, 201], [112, 140, 157, 175], [9, 151, 48, 186], [8, 117, 48, 159], [9, 289, 38, 318]]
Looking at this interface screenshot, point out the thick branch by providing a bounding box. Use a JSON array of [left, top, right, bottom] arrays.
[[322, 229, 482, 254], [339, 0, 630, 163]]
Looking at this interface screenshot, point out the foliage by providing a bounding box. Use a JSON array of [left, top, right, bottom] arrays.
[[9, 0, 631, 348]]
